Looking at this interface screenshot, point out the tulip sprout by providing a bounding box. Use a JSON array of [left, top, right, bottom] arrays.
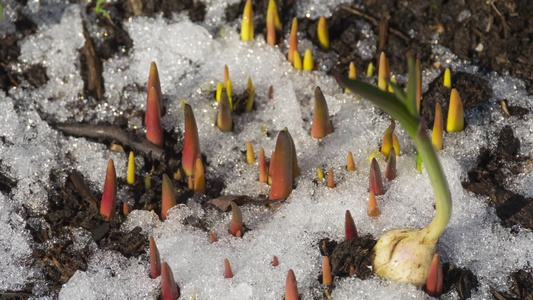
[[337, 55, 452, 286]]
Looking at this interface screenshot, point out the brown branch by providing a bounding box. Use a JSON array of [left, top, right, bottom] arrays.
[[0, 292, 32, 299], [80, 20, 104, 100], [70, 170, 98, 210], [54, 123, 174, 165], [340, 5, 409, 42], [378, 17, 389, 50], [340, 5, 378, 25]]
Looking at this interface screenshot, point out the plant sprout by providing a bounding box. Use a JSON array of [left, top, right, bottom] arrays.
[[95, 0, 113, 24], [337, 55, 452, 287]]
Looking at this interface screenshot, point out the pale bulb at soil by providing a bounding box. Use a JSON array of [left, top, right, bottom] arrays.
[[372, 228, 437, 287]]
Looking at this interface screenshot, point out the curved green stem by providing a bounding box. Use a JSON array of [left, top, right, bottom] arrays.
[[412, 121, 452, 243]]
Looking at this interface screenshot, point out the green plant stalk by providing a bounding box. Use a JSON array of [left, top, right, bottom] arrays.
[[95, 0, 109, 17], [337, 56, 452, 244], [412, 119, 451, 243]]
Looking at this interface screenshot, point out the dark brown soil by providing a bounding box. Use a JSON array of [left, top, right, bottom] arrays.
[[421, 71, 491, 128], [463, 126, 533, 230], [441, 263, 479, 299]]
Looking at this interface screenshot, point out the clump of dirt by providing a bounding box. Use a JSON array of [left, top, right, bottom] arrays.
[[25, 169, 151, 294], [327, 235, 376, 279], [490, 269, 533, 299], [441, 263, 479, 299], [0, 14, 47, 92], [509, 269, 533, 299], [462, 126, 533, 230]]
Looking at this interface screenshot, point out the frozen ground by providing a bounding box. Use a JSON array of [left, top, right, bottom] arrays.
[[0, 0, 532, 299]]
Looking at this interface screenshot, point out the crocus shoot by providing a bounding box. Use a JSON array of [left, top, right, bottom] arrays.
[[392, 133, 400, 156], [209, 232, 218, 243], [259, 147, 267, 183], [100, 159, 117, 222], [381, 119, 395, 158], [338, 54, 452, 287], [345, 62, 356, 93], [385, 147, 397, 181], [182, 103, 201, 176], [317, 16, 329, 51], [266, 11, 276, 46], [216, 82, 223, 102], [269, 130, 293, 200], [161, 174, 176, 220], [311, 86, 333, 139], [217, 88, 233, 132], [425, 253, 443, 297], [303, 49, 314, 71], [246, 142, 255, 164], [245, 79, 255, 113], [240, 0, 254, 41], [443, 68, 451, 89], [224, 65, 230, 86], [366, 62, 375, 78], [193, 158, 205, 194], [123, 203, 130, 216], [145, 87, 163, 148], [293, 51, 302, 70], [288, 18, 298, 63], [147, 61, 163, 116], [317, 168, 324, 180], [150, 236, 161, 279], [229, 201, 243, 237], [345, 210, 358, 240], [368, 191, 380, 218], [326, 168, 335, 188], [266, 0, 281, 31], [127, 151, 135, 184], [284, 128, 300, 179], [447, 88, 464, 132], [285, 269, 299, 300], [224, 259, 233, 278], [145, 172, 151, 190], [272, 255, 279, 267], [347, 151, 356, 171], [432, 103, 443, 151], [161, 262, 179, 300], [378, 52, 389, 91], [369, 158, 384, 195]]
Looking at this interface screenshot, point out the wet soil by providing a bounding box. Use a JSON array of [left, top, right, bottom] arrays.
[[1, 0, 533, 298], [463, 125, 533, 230]]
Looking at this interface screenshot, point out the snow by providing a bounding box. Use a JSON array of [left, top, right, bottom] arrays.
[[0, 0, 532, 299]]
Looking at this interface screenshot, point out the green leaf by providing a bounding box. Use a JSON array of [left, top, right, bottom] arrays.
[[405, 56, 418, 117], [337, 76, 418, 137], [95, 0, 109, 18], [387, 80, 406, 104]]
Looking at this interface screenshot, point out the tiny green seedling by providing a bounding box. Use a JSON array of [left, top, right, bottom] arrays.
[[95, 0, 113, 24], [338, 55, 452, 287]]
